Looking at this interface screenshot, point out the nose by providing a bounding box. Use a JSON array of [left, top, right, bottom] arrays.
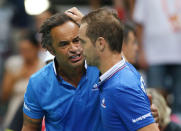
[[68, 42, 81, 53]]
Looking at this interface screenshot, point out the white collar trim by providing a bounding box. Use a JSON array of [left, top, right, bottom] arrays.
[[53, 59, 57, 75], [52, 59, 87, 75], [99, 57, 126, 82]]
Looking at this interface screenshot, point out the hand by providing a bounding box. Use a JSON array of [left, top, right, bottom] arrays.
[[151, 104, 159, 124], [148, 94, 159, 124], [65, 7, 84, 25]]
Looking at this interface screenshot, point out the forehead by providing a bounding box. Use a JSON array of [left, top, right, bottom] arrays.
[[79, 23, 88, 37], [51, 21, 79, 41]]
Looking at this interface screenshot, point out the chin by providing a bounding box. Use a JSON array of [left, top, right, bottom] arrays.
[[71, 59, 85, 68]]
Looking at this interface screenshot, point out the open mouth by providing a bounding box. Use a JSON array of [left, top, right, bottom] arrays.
[[69, 54, 82, 63]]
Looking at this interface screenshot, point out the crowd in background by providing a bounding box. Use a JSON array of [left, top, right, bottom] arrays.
[[0, 0, 181, 130]]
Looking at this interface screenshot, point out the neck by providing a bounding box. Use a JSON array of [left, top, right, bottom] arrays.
[[99, 52, 122, 74], [57, 62, 85, 87]]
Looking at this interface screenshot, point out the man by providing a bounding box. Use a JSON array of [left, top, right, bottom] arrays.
[[22, 13, 101, 131], [122, 23, 138, 64], [22, 10, 158, 131], [78, 8, 159, 131]]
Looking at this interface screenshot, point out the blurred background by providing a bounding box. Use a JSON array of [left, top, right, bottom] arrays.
[[0, 0, 181, 130]]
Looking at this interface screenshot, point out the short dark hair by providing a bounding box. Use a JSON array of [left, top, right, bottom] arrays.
[[20, 31, 39, 48], [81, 8, 124, 53], [40, 13, 79, 49], [123, 22, 136, 44]]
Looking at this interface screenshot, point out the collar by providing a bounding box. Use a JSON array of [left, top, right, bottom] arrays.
[[99, 57, 126, 84], [53, 58, 88, 75], [53, 58, 57, 75], [52, 58, 88, 82]]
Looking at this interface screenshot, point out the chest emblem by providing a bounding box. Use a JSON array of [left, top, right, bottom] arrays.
[[101, 98, 106, 108]]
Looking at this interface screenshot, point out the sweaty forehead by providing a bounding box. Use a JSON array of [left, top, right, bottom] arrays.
[[51, 21, 79, 41]]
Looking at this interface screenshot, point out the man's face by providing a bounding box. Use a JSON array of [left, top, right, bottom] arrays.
[[79, 23, 99, 66], [50, 21, 84, 69], [123, 31, 138, 64]]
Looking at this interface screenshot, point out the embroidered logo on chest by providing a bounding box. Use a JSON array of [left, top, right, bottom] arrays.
[[101, 98, 106, 108]]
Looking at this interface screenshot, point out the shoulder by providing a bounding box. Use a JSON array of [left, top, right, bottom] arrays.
[[125, 62, 141, 79], [25, 62, 55, 104], [105, 63, 145, 94], [111, 63, 141, 86], [29, 62, 54, 86]]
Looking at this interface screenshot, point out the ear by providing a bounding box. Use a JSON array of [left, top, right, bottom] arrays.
[[96, 37, 106, 52]]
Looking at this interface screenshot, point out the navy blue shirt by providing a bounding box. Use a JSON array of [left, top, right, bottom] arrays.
[[23, 62, 102, 131], [98, 59, 155, 131]]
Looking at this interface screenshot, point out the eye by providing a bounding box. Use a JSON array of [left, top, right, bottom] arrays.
[[72, 37, 80, 43], [58, 41, 69, 47]]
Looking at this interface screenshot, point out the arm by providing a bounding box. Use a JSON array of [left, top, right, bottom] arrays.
[[22, 114, 42, 131], [23, 78, 44, 131], [138, 123, 159, 131]]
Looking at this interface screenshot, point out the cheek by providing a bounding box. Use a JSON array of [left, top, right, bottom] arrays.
[[83, 48, 89, 56], [128, 43, 134, 52], [81, 43, 86, 50], [130, 44, 137, 54], [82, 45, 89, 53], [134, 44, 139, 52], [79, 45, 83, 53], [56, 48, 68, 57]]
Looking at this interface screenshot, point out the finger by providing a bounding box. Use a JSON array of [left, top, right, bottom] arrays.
[[64, 13, 81, 26], [65, 7, 78, 13], [152, 111, 159, 123], [151, 104, 157, 110], [65, 11, 78, 20], [155, 117, 159, 124], [147, 93, 152, 105], [151, 104, 158, 116], [151, 105, 159, 124], [66, 7, 83, 17], [152, 111, 158, 117]]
